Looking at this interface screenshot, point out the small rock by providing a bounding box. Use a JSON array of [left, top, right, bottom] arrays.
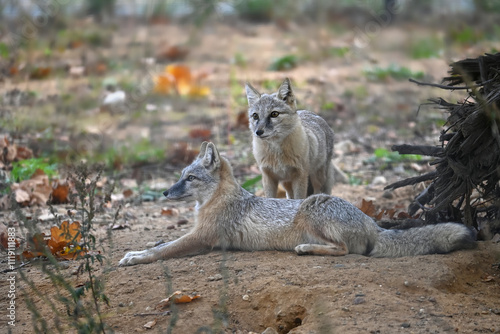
[[262, 327, 278, 334], [382, 190, 394, 199], [242, 294, 250, 301], [177, 219, 189, 226], [341, 306, 350, 312], [118, 302, 125, 307], [167, 225, 176, 230], [371, 176, 387, 186], [428, 297, 436, 303], [404, 281, 410, 287], [208, 274, 223, 281], [396, 291, 401, 295], [401, 323, 411, 328], [57, 261, 70, 269], [334, 264, 345, 268], [144, 227, 151, 231], [353, 297, 365, 305], [491, 234, 500, 243]]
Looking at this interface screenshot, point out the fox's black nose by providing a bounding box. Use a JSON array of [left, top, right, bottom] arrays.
[[163, 190, 169, 197], [255, 129, 264, 136]]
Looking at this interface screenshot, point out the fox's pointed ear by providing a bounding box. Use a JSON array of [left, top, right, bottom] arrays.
[[245, 83, 261, 106], [198, 141, 209, 159], [202, 142, 220, 171], [277, 78, 296, 108]]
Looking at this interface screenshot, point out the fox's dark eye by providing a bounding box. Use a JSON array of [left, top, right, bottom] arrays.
[[270, 111, 279, 118], [252, 113, 259, 120], [187, 175, 196, 181]]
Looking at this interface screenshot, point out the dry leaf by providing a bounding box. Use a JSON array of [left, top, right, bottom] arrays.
[[51, 181, 70, 204], [358, 199, 377, 218], [156, 291, 201, 310], [173, 293, 200, 304], [123, 189, 134, 198], [189, 128, 212, 141], [154, 65, 210, 97], [29, 67, 51, 80], [161, 208, 179, 217], [14, 189, 30, 205], [157, 45, 189, 61], [143, 319, 157, 329]]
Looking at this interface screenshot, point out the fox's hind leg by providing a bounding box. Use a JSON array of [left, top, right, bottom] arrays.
[[295, 242, 348, 256]]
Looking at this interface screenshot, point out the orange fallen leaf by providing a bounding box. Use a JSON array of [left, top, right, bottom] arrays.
[[29, 66, 51, 80], [173, 294, 200, 304], [51, 181, 70, 204], [156, 291, 201, 310], [357, 199, 377, 218], [189, 128, 212, 141], [153, 73, 175, 94], [123, 189, 133, 198], [161, 207, 179, 217]]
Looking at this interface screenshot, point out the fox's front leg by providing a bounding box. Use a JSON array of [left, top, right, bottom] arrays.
[[119, 232, 212, 266], [292, 172, 309, 199], [262, 169, 279, 198]]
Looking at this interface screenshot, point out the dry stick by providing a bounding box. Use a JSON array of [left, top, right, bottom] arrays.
[[391, 144, 443, 157], [385, 171, 438, 190], [408, 78, 494, 90], [134, 311, 171, 317]]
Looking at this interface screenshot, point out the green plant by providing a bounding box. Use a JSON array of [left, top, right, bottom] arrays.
[[17, 163, 113, 333], [268, 54, 299, 71], [241, 174, 262, 191], [329, 46, 350, 57], [448, 26, 483, 45], [367, 148, 422, 163], [409, 37, 443, 59], [0, 42, 9, 58], [364, 64, 424, 81], [235, 0, 275, 21], [233, 52, 247, 67], [11, 158, 58, 181]]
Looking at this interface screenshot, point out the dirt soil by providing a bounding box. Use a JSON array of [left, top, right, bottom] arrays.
[[1, 20, 500, 334], [6, 186, 500, 334]]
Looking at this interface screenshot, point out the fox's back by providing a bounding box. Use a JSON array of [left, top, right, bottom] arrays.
[[298, 109, 334, 165]]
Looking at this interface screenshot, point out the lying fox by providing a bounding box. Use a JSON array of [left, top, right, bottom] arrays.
[[118, 142, 476, 266]]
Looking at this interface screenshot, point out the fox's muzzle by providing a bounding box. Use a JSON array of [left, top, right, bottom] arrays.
[[163, 190, 169, 197]]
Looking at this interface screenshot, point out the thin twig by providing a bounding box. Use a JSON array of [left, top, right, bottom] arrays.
[[134, 311, 171, 317], [1, 260, 32, 273], [409, 78, 493, 90]]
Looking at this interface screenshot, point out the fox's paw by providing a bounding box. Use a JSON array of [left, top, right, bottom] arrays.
[[118, 250, 147, 266], [295, 244, 314, 255]]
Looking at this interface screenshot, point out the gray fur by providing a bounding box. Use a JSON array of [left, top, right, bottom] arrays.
[[246, 78, 335, 199], [119, 142, 476, 266]]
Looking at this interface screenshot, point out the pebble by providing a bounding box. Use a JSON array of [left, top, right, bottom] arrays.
[[262, 327, 278, 334], [242, 294, 250, 301], [208, 274, 223, 281], [401, 323, 411, 328], [353, 297, 365, 305], [382, 189, 394, 199], [371, 176, 387, 186]]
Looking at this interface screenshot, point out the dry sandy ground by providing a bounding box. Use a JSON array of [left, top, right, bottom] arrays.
[[4, 186, 500, 334]]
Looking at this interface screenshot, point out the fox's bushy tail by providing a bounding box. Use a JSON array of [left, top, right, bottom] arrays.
[[370, 223, 477, 257]]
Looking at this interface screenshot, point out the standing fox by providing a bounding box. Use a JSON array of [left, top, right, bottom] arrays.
[[118, 142, 476, 266], [245, 78, 335, 199]]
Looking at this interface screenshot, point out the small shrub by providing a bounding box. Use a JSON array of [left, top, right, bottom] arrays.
[[364, 64, 424, 81], [11, 158, 58, 181], [268, 55, 299, 71]]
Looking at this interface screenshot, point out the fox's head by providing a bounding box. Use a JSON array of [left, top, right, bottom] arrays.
[[163, 142, 223, 205], [245, 78, 299, 140]]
